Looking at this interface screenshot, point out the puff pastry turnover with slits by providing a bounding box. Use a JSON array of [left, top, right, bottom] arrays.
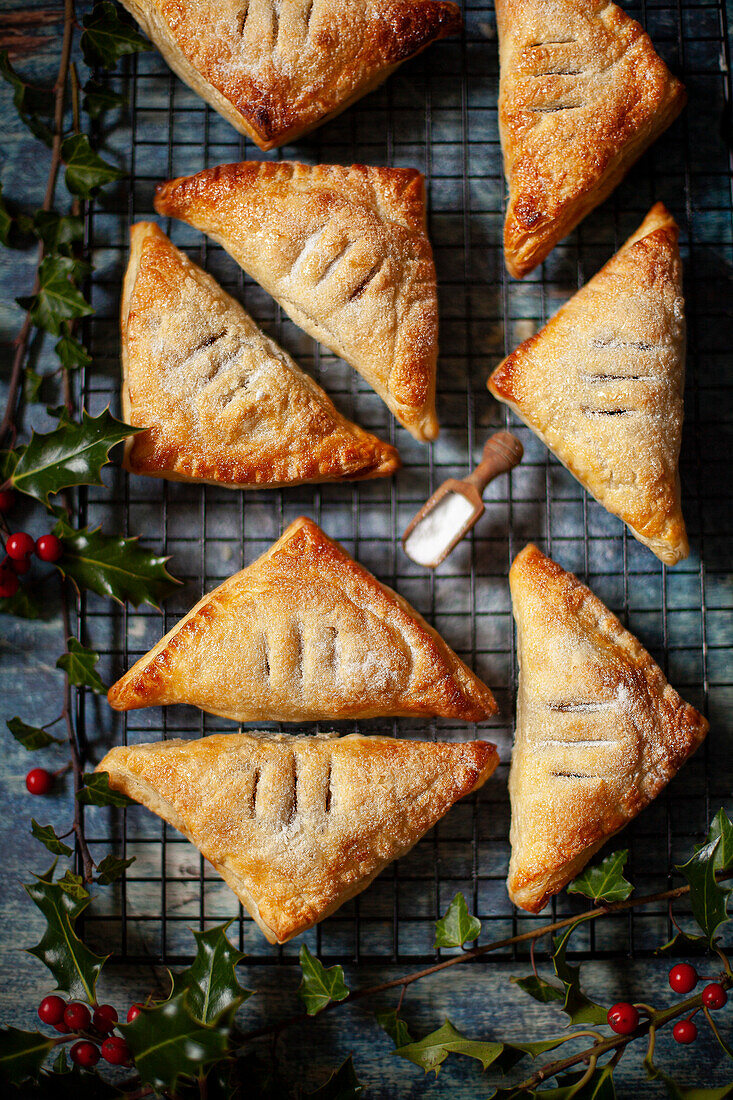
[[98, 732, 498, 942], [507, 545, 708, 914], [121, 222, 399, 487], [155, 161, 439, 441], [107, 517, 497, 721], [119, 0, 461, 150], [496, 0, 685, 277], [489, 204, 688, 565]]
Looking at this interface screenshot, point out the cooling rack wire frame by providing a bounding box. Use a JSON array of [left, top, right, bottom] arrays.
[[73, 0, 733, 968]]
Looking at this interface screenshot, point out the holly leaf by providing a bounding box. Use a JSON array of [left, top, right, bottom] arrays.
[[54, 518, 179, 608], [647, 1059, 733, 1099], [0, 585, 44, 619], [82, 79, 126, 120], [81, 1, 152, 66], [394, 1019, 503, 1075], [17, 255, 93, 336], [25, 863, 107, 1000], [7, 717, 63, 750], [435, 892, 481, 947], [305, 1057, 364, 1099], [121, 992, 228, 1092], [706, 809, 733, 873], [171, 923, 251, 1025], [76, 771, 135, 807], [376, 1008, 412, 1048], [30, 821, 72, 857], [62, 134, 124, 199], [0, 1028, 55, 1084], [9, 409, 138, 504], [511, 974, 565, 1006], [492, 1034, 573, 1074], [0, 51, 54, 145], [568, 850, 633, 904], [551, 923, 608, 1025], [677, 835, 730, 945], [95, 854, 135, 885], [298, 944, 349, 1016], [55, 330, 92, 372], [32, 212, 84, 256], [537, 1065, 617, 1099], [56, 639, 106, 694], [655, 930, 707, 955]]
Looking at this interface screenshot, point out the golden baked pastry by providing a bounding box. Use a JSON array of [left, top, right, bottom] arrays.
[[97, 731, 499, 943], [507, 544, 708, 914], [119, 0, 461, 150], [488, 204, 688, 566], [108, 516, 497, 721], [154, 161, 439, 441], [121, 222, 399, 487], [496, 0, 686, 277]]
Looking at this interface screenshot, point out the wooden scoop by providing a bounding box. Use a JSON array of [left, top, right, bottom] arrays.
[[402, 431, 524, 568]]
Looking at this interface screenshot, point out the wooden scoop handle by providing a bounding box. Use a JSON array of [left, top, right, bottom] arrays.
[[463, 431, 523, 495]]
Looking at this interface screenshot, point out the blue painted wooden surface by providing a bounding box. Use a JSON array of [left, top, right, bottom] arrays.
[[1, 0, 732, 1094]]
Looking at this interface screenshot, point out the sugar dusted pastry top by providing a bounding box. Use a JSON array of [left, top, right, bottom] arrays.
[[155, 161, 440, 441]]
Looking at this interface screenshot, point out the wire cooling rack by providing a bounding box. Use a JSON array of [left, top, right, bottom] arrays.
[[75, 0, 733, 967]]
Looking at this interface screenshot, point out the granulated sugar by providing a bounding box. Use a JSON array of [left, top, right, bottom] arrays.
[[404, 491, 475, 566]]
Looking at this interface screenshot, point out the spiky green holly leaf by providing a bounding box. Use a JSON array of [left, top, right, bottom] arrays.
[[376, 1008, 412, 1048], [647, 1058, 733, 1099], [394, 1019, 503, 1075], [491, 1034, 574, 1075], [533, 1065, 616, 1099], [31, 821, 72, 857], [54, 518, 179, 608], [0, 585, 44, 619], [95, 854, 135, 885], [7, 717, 63, 750], [434, 892, 481, 947], [568, 850, 633, 904], [551, 922, 608, 1025], [82, 79, 127, 120], [62, 134, 125, 199], [32, 212, 84, 256], [655, 929, 707, 955], [305, 1057, 364, 1099], [81, 1, 152, 66], [678, 835, 730, 946], [25, 863, 107, 1000], [17, 255, 93, 336], [0, 51, 54, 145], [512, 973, 565, 1006], [298, 944, 349, 1016], [76, 771, 135, 808], [121, 992, 228, 1092], [171, 922, 251, 1025], [56, 639, 106, 694], [55, 330, 92, 372], [706, 809, 733, 873], [0, 1028, 55, 1085]]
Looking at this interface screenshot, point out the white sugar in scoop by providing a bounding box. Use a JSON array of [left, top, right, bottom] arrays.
[[402, 432, 523, 569]]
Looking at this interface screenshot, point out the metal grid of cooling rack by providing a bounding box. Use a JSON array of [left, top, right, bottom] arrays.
[[74, 0, 733, 967]]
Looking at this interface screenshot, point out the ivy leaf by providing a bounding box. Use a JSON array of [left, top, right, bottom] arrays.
[[82, 79, 126, 120], [95, 854, 135, 885], [394, 1019, 503, 1075], [81, 1, 152, 66], [568, 850, 633, 904], [76, 772, 135, 808], [551, 922, 608, 1025], [54, 518, 179, 608], [62, 134, 124, 199], [121, 992, 228, 1092], [31, 821, 72, 857], [706, 809, 733, 873], [24, 369, 46, 405], [25, 863, 107, 1000], [298, 944, 349, 1016], [0, 1028, 55, 1085], [56, 639, 106, 694], [32, 212, 84, 256], [376, 1008, 412, 1048], [56, 870, 88, 902], [17, 255, 93, 336], [7, 717, 63, 750], [9, 409, 138, 504], [305, 1057, 364, 1099], [677, 836, 730, 945], [171, 923, 251, 1025], [0, 182, 32, 248], [0, 183, 12, 245], [435, 892, 481, 947], [0, 51, 54, 145], [55, 329, 92, 372]]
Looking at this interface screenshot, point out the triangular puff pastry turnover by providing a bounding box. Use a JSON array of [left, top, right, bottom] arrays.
[[119, 0, 461, 150], [489, 204, 688, 565], [507, 545, 708, 913], [108, 517, 497, 721], [97, 732, 498, 943], [121, 222, 399, 487], [154, 161, 439, 441], [496, 0, 686, 277]]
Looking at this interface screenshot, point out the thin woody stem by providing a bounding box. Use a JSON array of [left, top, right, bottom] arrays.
[[60, 578, 94, 882]]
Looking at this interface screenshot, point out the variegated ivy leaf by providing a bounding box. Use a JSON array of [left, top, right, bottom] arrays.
[[394, 1019, 503, 1075], [56, 638, 107, 694], [298, 944, 349, 1015], [434, 891, 481, 947], [81, 1, 152, 67], [30, 821, 73, 857], [62, 134, 125, 199], [567, 850, 633, 904], [17, 255, 93, 336]]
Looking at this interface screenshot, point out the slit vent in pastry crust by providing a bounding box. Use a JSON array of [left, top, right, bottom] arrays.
[[121, 222, 400, 487], [97, 731, 498, 943], [118, 0, 461, 150], [496, 0, 686, 277], [507, 544, 708, 914], [107, 516, 498, 722], [488, 203, 688, 566], [154, 161, 440, 441]]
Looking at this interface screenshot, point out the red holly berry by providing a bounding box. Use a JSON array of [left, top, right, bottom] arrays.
[[101, 1036, 131, 1065], [0, 489, 15, 513], [5, 532, 34, 560], [64, 1002, 91, 1032], [53, 1020, 71, 1034], [607, 1002, 639, 1034], [126, 1003, 143, 1023], [9, 555, 31, 575], [70, 1040, 100, 1068], [673, 1019, 698, 1044], [702, 983, 728, 1011], [669, 963, 698, 994], [35, 533, 63, 563], [0, 567, 19, 598], [26, 768, 53, 795], [38, 995, 66, 1025], [93, 1004, 118, 1034]]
